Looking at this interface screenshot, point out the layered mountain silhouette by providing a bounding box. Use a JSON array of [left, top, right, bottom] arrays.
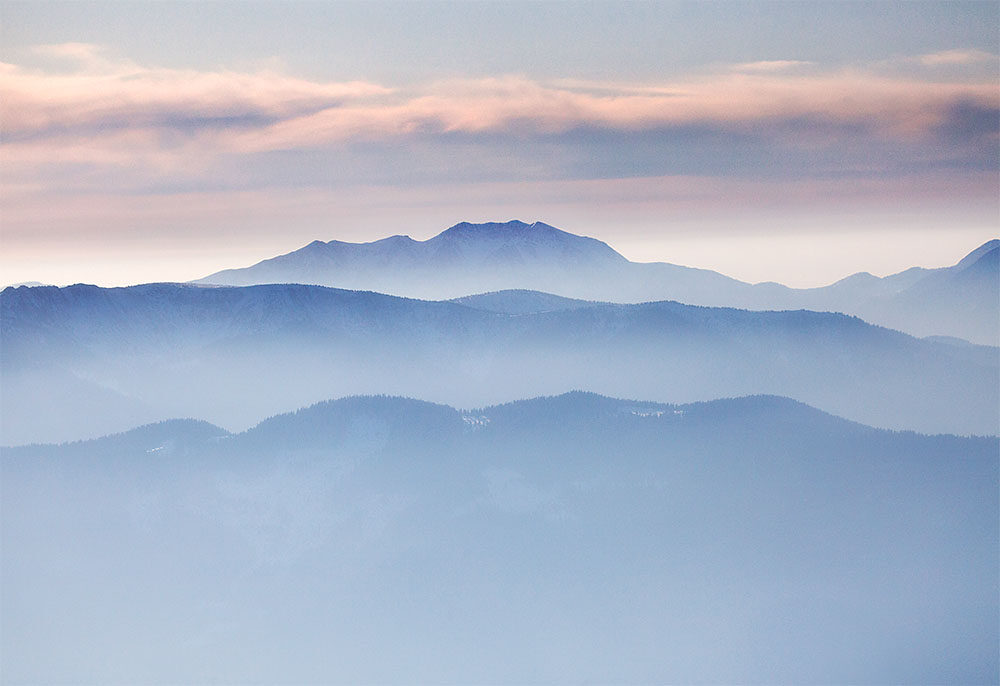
[[196, 221, 999, 344], [4, 392, 996, 683], [3, 281, 997, 444]]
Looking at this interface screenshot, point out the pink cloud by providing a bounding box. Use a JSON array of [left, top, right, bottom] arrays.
[[0, 51, 391, 136], [3, 47, 995, 139], [207, 68, 996, 158], [0, 44, 995, 182]]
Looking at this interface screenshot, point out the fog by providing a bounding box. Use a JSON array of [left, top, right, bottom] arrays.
[[3, 226, 997, 684], [2, 284, 997, 446], [3, 394, 997, 684]]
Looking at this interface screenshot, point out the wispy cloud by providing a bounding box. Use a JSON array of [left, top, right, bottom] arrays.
[[1, 44, 996, 191], [31, 42, 109, 64], [1, 47, 391, 140], [235, 69, 994, 148], [731, 60, 814, 72], [918, 49, 996, 66]]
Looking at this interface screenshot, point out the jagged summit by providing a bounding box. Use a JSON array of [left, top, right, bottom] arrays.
[[302, 220, 609, 251], [194, 219, 630, 298], [434, 220, 574, 240], [438, 219, 532, 234], [429, 220, 617, 252], [425, 220, 625, 263]]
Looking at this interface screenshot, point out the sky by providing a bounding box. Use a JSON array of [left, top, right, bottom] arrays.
[[1, 0, 998, 288]]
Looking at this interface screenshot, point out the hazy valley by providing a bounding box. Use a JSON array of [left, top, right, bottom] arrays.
[[4, 392, 996, 683], [3, 221, 998, 685], [5, 4, 998, 682], [3, 274, 997, 445]]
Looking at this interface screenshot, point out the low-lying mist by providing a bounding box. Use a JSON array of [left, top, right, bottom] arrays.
[[3, 393, 996, 684], [2, 284, 997, 445]]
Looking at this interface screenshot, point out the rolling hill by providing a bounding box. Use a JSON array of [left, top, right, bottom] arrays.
[[3, 392, 996, 684], [2, 282, 996, 444]]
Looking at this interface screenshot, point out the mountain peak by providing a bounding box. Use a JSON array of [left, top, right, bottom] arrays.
[[427, 220, 626, 264], [438, 220, 533, 237], [955, 239, 1000, 270], [437, 220, 577, 237]]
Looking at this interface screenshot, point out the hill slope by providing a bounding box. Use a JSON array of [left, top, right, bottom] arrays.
[[3, 392, 996, 684], [2, 282, 996, 443]]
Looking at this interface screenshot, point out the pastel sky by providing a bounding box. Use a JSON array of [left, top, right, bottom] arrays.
[[2, 1, 997, 287]]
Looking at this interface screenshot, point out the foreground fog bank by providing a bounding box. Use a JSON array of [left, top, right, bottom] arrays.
[[3, 393, 997, 684], [3, 283, 998, 445]]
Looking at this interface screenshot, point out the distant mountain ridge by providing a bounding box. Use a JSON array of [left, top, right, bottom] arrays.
[[4, 391, 996, 683], [195, 221, 999, 344], [3, 282, 996, 444], [8, 390, 984, 453], [194, 220, 741, 302]]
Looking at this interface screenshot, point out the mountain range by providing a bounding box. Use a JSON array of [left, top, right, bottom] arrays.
[[197, 220, 1000, 345], [3, 392, 996, 684], [4, 222, 998, 683], [3, 281, 997, 444]]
